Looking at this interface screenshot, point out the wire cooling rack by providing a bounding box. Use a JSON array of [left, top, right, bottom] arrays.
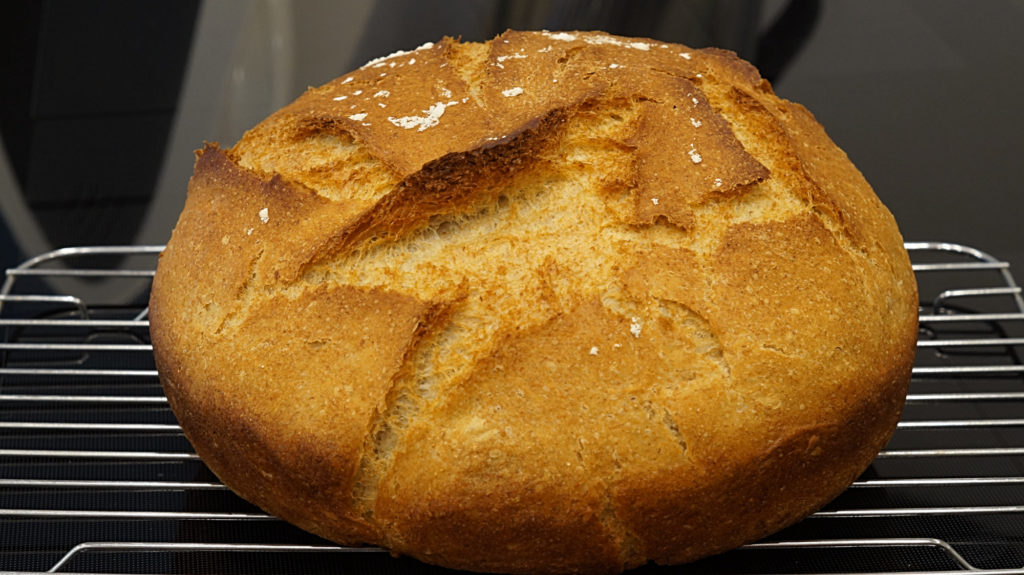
[[1, 242, 1023, 574]]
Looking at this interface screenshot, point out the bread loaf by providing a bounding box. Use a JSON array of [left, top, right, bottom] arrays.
[[150, 30, 918, 574]]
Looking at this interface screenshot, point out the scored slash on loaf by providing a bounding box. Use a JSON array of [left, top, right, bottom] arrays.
[[150, 30, 918, 575]]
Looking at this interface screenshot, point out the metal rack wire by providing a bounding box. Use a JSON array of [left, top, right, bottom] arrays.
[[1, 242, 1023, 574]]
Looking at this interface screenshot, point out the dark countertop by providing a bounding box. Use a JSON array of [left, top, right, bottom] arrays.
[[2, 0, 1021, 285]]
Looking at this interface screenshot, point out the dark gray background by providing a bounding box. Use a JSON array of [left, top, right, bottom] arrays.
[[1, 0, 1021, 291]]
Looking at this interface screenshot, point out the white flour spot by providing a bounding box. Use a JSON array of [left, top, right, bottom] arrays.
[[544, 32, 577, 41], [630, 317, 643, 338], [258, 208, 269, 224], [502, 87, 524, 97], [349, 112, 368, 121], [688, 145, 702, 164], [361, 42, 433, 69], [580, 34, 651, 51], [388, 100, 459, 131], [496, 53, 528, 63]]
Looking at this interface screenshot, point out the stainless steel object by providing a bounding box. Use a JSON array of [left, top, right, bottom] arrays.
[[2, 242, 1022, 574]]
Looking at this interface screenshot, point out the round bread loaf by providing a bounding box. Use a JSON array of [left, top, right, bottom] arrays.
[[150, 30, 918, 574]]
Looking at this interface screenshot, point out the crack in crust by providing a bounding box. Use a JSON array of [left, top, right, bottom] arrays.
[[349, 294, 464, 522], [213, 246, 264, 335]]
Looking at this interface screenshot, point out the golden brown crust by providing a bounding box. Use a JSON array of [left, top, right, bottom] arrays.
[[151, 30, 918, 574]]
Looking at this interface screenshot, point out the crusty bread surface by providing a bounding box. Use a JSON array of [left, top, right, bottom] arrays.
[[150, 30, 918, 574]]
